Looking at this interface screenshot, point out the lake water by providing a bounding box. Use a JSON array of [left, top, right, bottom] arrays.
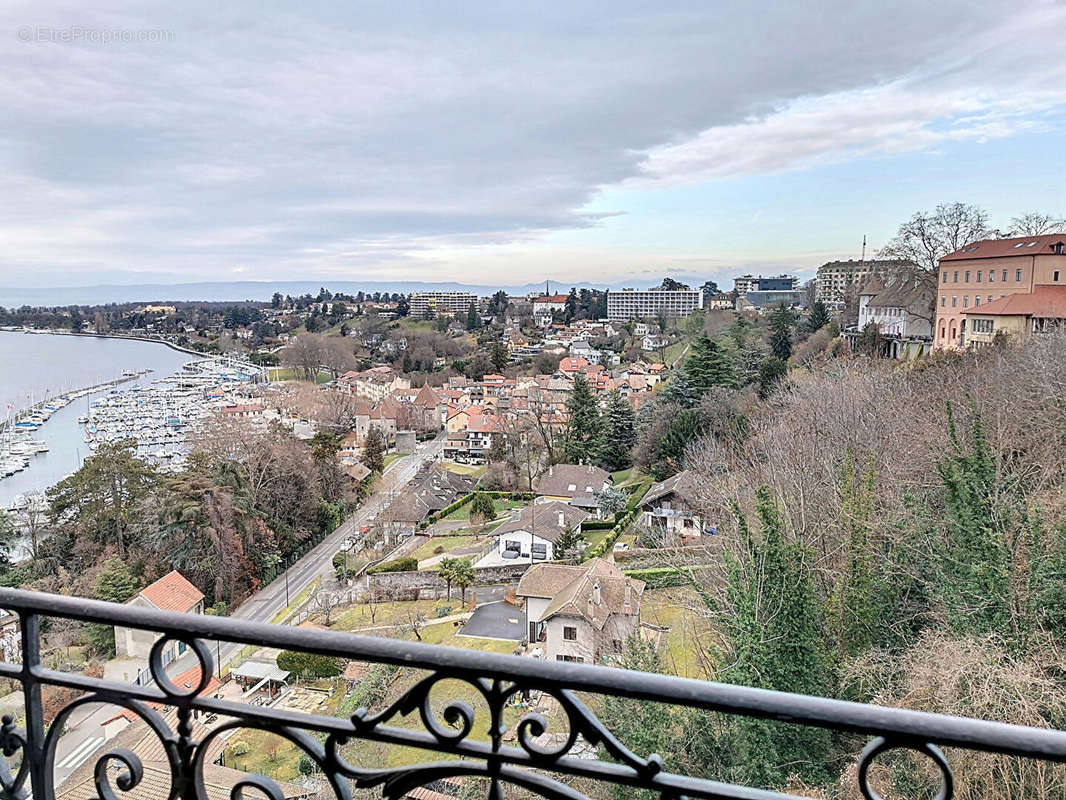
[[0, 332, 191, 507]]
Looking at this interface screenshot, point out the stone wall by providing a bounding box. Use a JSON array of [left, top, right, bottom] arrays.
[[356, 563, 531, 601]]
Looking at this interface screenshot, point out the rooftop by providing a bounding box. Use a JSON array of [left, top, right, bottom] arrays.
[[964, 285, 1066, 318], [942, 234, 1066, 262], [138, 570, 204, 613]]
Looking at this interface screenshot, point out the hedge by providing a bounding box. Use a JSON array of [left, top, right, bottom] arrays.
[[582, 479, 654, 561], [367, 556, 418, 574], [623, 566, 695, 589], [276, 650, 343, 678], [418, 491, 537, 530], [580, 519, 615, 531]]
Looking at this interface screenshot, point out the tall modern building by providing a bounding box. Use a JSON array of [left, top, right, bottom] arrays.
[[815, 259, 911, 307], [408, 291, 479, 318], [606, 288, 703, 321]]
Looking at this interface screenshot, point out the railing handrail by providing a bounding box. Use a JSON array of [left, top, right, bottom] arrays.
[[2, 586, 1065, 762]]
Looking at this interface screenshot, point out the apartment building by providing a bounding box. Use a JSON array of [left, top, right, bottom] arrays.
[[815, 259, 912, 307], [606, 288, 703, 321], [935, 235, 1066, 349], [408, 291, 478, 318]]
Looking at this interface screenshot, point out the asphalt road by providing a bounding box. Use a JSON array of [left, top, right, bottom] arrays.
[[459, 600, 525, 641], [50, 433, 446, 785]]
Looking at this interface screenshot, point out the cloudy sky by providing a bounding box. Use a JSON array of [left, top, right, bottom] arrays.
[[3, 0, 1066, 290]]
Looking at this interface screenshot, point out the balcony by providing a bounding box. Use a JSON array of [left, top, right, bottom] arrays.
[[0, 586, 1064, 800]]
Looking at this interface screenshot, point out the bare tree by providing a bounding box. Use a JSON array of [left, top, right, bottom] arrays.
[[283, 333, 327, 380], [311, 585, 344, 626], [321, 337, 357, 379], [878, 202, 993, 323], [1007, 211, 1066, 237]]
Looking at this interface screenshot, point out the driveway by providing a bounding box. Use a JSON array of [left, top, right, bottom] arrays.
[[459, 601, 524, 641]]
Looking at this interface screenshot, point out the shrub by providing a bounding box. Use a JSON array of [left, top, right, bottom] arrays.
[[298, 754, 316, 775], [276, 650, 343, 678], [230, 741, 251, 757], [367, 556, 418, 574], [623, 566, 693, 588]]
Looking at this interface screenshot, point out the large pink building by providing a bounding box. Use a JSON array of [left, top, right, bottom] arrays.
[[934, 234, 1066, 349]]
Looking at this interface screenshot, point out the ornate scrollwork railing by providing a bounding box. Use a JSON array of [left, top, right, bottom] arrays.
[[0, 587, 1063, 800]]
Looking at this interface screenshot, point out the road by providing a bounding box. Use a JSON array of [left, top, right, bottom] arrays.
[[50, 433, 445, 785]]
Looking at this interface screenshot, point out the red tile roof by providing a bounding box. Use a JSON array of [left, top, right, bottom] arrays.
[[942, 234, 1066, 262], [965, 285, 1066, 318], [535, 294, 569, 303], [140, 571, 204, 613]]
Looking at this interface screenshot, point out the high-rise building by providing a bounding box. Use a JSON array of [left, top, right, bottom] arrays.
[[606, 288, 703, 321], [408, 291, 479, 318], [815, 259, 910, 307], [734, 274, 799, 296]]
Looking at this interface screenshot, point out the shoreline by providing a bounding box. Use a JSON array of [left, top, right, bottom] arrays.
[[9, 327, 207, 358]]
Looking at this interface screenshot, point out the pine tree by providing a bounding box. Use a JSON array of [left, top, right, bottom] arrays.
[[363, 426, 387, 474], [396, 295, 410, 317], [598, 390, 636, 471], [651, 408, 702, 480], [767, 304, 796, 361], [490, 341, 509, 372], [564, 373, 603, 464], [681, 335, 736, 397], [720, 488, 834, 788], [805, 300, 831, 333], [564, 288, 578, 324], [755, 357, 787, 399]]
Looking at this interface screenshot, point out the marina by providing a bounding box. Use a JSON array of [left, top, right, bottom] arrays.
[[0, 331, 266, 511]]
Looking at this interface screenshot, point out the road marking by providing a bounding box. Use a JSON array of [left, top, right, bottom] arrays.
[[56, 735, 103, 770]]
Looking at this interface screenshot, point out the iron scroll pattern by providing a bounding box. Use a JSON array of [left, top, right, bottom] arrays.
[[0, 590, 1062, 800]]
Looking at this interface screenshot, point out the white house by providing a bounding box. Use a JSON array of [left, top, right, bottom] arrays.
[[516, 559, 646, 663], [857, 275, 934, 339], [491, 501, 589, 562]]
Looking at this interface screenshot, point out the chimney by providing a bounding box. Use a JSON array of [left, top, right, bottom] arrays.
[[592, 581, 601, 606], [558, 510, 566, 527], [548, 465, 553, 476], [624, 580, 632, 607], [587, 464, 592, 473], [511, 507, 521, 521]]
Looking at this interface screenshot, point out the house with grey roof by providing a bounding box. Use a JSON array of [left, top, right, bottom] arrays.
[[486, 501, 589, 564], [515, 559, 645, 664], [534, 463, 612, 515], [637, 470, 708, 543]]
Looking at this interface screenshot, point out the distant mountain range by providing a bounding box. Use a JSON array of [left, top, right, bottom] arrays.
[[0, 279, 636, 307]]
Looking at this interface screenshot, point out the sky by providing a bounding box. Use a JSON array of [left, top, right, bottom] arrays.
[[2, 0, 1066, 291]]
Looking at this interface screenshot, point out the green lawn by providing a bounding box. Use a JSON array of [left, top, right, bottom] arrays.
[[409, 534, 480, 563], [268, 367, 331, 384], [441, 462, 486, 477], [330, 598, 450, 631], [383, 453, 403, 470], [641, 587, 717, 679], [444, 498, 524, 521]]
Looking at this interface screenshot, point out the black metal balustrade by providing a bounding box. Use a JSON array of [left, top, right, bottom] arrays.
[[0, 587, 1063, 800]]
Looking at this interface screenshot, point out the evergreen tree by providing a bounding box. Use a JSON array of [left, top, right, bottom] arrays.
[[936, 404, 1014, 637], [805, 300, 831, 333], [650, 408, 702, 480], [490, 341, 509, 372], [396, 295, 410, 317], [553, 525, 586, 561], [597, 390, 637, 471], [564, 288, 578, 324], [89, 558, 141, 654], [466, 302, 481, 331], [0, 512, 17, 567], [363, 426, 387, 474], [682, 335, 736, 396], [720, 488, 834, 788], [755, 356, 787, 400], [767, 304, 796, 361], [469, 492, 496, 520], [564, 373, 603, 464]]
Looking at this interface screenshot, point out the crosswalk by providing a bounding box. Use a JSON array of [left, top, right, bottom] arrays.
[[55, 735, 103, 771]]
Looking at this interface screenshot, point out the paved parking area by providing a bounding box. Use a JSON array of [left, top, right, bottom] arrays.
[[459, 601, 524, 641]]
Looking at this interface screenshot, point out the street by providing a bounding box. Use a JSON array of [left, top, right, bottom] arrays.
[[49, 433, 445, 785]]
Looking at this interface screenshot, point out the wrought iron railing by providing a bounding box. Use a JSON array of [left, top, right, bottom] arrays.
[[0, 586, 1064, 800]]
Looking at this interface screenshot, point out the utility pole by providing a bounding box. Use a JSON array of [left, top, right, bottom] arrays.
[[284, 558, 290, 606]]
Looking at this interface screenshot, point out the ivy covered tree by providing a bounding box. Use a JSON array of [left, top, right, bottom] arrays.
[[598, 390, 636, 471], [89, 558, 141, 654], [755, 357, 787, 400], [829, 452, 880, 657], [719, 488, 834, 788], [564, 373, 603, 464], [936, 404, 1014, 638]]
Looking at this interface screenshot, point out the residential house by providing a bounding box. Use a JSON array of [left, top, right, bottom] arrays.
[[534, 463, 612, 517], [516, 559, 645, 663], [963, 285, 1066, 347], [935, 235, 1066, 349], [857, 275, 934, 339], [114, 571, 205, 665], [637, 470, 708, 543], [641, 333, 668, 351], [490, 501, 589, 563]]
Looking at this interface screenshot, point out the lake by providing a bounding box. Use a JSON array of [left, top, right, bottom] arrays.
[[0, 332, 192, 507]]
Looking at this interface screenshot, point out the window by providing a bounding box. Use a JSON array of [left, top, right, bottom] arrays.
[[556, 655, 582, 663], [612, 639, 623, 652], [963, 296, 968, 308], [975, 297, 980, 307], [567, 483, 576, 491], [1056, 271, 1061, 282], [953, 271, 959, 283], [942, 272, 948, 284], [965, 271, 970, 282], [563, 626, 577, 641], [988, 295, 993, 303], [940, 326, 945, 339], [972, 319, 994, 334], [531, 542, 547, 560], [1016, 269, 1022, 282], [977, 270, 982, 282], [504, 540, 521, 553], [951, 296, 957, 308], [989, 270, 995, 282], [1002, 269, 1008, 281]]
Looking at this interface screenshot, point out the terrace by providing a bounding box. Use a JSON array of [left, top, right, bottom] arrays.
[[0, 586, 1063, 800]]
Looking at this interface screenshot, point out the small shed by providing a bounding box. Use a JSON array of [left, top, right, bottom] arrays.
[[231, 660, 291, 702]]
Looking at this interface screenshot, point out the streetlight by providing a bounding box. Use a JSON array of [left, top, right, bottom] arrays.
[[284, 557, 290, 606]]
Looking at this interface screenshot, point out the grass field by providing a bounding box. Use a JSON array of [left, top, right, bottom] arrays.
[[408, 534, 480, 563], [441, 462, 486, 477], [444, 497, 524, 521], [268, 367, 332, 384], [641, 587, 717, 679], [383, 452, 403, 470]]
